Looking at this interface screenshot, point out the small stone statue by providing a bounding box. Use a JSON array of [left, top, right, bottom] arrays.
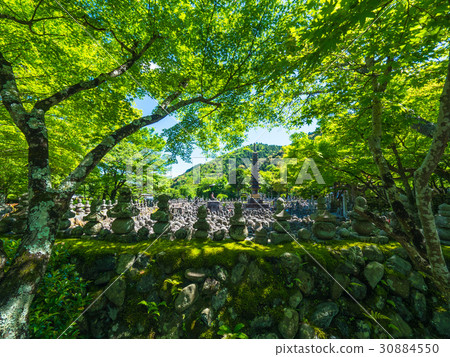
[[349, 196, 376, 236], [269, 198, 292, 244], [150, 194, 172, 240], [311, 196, 337, 240], [254, 221, 268, 245], [193, 205, 210, 240], [108, 188, 139, 235], [83, 199, 105, 236], [229, 202, 248, 241], [57, 207, 76, 238]]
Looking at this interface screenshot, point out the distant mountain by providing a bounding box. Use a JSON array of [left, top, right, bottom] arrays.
[[171, 143, 283, 188]]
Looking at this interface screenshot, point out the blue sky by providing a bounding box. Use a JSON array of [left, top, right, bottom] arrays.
[[134, 97, 317, 177]]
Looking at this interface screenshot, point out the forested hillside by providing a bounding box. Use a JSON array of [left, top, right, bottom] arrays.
[[170, 143, 283, 198]]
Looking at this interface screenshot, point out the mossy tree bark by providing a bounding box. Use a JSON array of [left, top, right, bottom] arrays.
[[413, 55, 450, 299], [363, 54, 450, 300]]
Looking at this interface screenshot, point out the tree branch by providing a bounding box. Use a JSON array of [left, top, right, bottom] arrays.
[[33, 34, 160, 113], [0, 51, 28, 132], [57, 92, 203, 197]]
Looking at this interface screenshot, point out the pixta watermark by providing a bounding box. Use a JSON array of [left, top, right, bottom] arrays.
[[125, 156, 325, 191]]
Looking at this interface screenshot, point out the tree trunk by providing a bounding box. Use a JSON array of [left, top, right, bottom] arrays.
[[413, 53, 450, 300], [365, 55, 450, 299], [0, 109, 62, 338], [0, 192, 60, 338], [0, 239, 6, 281]]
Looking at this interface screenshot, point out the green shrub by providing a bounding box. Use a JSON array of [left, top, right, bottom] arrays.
[[29, 244, 92, 338]]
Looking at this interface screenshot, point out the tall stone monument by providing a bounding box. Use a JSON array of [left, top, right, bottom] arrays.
[[245, 144, 269, 209]]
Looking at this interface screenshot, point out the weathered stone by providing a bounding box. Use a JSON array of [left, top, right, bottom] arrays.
[[136, 273, 155, 293], [105, 278, 126, 306], [349, 277, 367, 300], [213, 265, 228, 282], [341, 246, 364, 266], [295, 270, 314, 295], [390, 313, 413, 338], [193, 205, 210, 240], [412, 290, 427, 321], [349, 196, 376, 236], [391, 296, 413, 323], [247, 261, 265, 285], [311, 197, 337, 240], [387, 275, 410, 299], [185, 268, 207, 282], [212, 229, 226, 241], [338, 227, 351, 238], [115, 254, 135, 274], [94, 255, 116, 273], [386, 255, 412, 276], [334, 317, 350, 338], [254, 332, 279, 339], [330, 273, 350, 299], [431, 310, 450, 337], [200, 308, 213, 327], [137, 226, 150, 240], [108, 188, 139, 235], [362, 245, 385, 262], [254, 222, 269, 245], [134, 255, 152, 270], [392, 247, 408, 259], [280, 252, 302, 273], [202, 278, 220, 294], [94, 271, 114, 285], [250, 315, 273, 331], [335, 261, 359, 276], [298, 323, 316, 339], [278, 308, 299, 339], [364, 261, 385, 289], [289, 290, 303, 308], [150, 194, 172, 239], [436, 203, 450, 240], [238, 253, 249, 264], [174, 284, 198, 312], [231, 263, 246, 284], [211, 288, 228, 311], [408, 271, 428, 292], [310, 302, 339, 329], [229, 202, 248, 241], [174, 227, 190, 240], [297, 228, 312, 240]]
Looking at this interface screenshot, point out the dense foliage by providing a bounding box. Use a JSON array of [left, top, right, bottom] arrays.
[[0, 238, 91, 338]]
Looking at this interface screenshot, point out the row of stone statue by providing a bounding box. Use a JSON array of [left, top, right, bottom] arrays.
[[1, 188, 448, 245]]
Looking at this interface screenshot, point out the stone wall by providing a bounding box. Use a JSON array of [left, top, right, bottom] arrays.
[[64, 240, 450, 339]]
